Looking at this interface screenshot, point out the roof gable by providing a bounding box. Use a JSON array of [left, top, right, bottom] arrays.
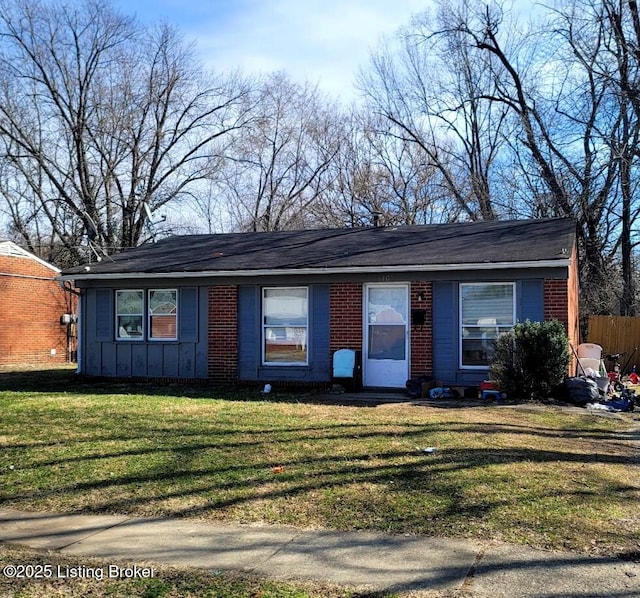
[[0, 241, 60, 273]]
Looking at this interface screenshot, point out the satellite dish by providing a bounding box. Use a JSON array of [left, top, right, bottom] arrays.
[[143, 201, 159, 242], [84, 212, 98, 241]]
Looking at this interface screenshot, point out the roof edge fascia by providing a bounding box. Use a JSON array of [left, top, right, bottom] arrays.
[[59, 258, 571, 282]]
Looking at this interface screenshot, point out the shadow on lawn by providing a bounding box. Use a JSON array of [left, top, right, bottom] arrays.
[[4, 434, 639, 560], [1, 408, 638, 533], [3, 367, 640, 559]]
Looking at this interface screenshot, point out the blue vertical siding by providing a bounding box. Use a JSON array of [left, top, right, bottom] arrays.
[[432, 281, 458, 384], [238, 284, 330, 382], [162, 345, 179, 377], [311, 285, 331, 378], [82, 286, 208, 378], [131, 344, 147, 377], [81, 277, 546, 384], [238, 286, 259, 380], [433, 279, 545, 386], [95, 289, 112, 340], [179, 287, 198, 342], [517, 280, 544, 322]]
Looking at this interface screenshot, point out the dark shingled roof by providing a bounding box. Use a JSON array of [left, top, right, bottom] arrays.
[[61, 218, 576, 278]]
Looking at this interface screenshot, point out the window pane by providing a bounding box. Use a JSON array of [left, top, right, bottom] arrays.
[[116, 291, 143, 339], [118, 315, 143, 338], [368, 288, 407, 324], [461, 284, 514, 326], [461, 281, 514, 367], [149, 290, 177, 314], [263, 288, 308, 364], [265, 326, 307, 363], [368, 325, 406, 360], [150, 315, 177, 339], [149, 290, 177, 339], [264, 288, 307, 326], [116, 290, 143, 314], [462, 338, 493, 366]]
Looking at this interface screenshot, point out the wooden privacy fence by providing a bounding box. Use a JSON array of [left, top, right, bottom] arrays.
[[587, 315, 640, 371]]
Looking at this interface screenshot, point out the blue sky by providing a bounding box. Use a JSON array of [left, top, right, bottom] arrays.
[[109, 0, 430, 101]]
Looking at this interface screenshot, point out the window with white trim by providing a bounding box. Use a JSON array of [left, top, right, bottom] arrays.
[[262, 287, 308, 365], [116, 290, 144, 340], [460, 283, 515, 367], [148, 289, 177, 340], [115, 289, 177, 341]]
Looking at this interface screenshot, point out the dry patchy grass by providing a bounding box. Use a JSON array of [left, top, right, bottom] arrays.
[[1, 370, 639, 562]]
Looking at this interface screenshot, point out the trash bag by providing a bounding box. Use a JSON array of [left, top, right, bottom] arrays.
[[605, 397, 635, 412], [564, 377, 601, 406], [429, 387, 454, 399]]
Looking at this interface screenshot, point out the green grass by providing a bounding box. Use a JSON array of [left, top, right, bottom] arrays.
[[1, 368, 640, 596]]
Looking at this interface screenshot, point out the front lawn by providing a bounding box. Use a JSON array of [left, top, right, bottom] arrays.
[[1, 369, 639, 560]]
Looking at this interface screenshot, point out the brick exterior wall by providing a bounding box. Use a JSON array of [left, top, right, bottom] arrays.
[[567, 244, 580, 349], [545, 274, 579, 359], [544, 246, 580, 372], [0, 254, 75, 367], [203, 275, 573, 386], [207, 285, 238, 383], [544, 279, 568, 325], [410, 281, 433, 379], [329, 281, 434, 381], [329, 283, 363, 352]]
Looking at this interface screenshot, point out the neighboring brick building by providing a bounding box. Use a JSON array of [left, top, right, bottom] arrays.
[[60, 218, 579, 389], [0, 241, 76, 368]]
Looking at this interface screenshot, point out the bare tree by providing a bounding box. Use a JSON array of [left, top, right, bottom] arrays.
[[358, 1, 514, 222], [206, 72, 341, 232], [314, 109, 455, 228], [462, 0, 640, 316], [0, 0, 252, 265], [360, 0, 640, 317]]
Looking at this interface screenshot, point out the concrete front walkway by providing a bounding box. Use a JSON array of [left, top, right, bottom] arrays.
[[1, 509, 639, 596]]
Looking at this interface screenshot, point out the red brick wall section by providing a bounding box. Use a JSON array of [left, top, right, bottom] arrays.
[[544, 279, 569, 327], [208, 285, 238, 383], [410, 281, 433, 378], [0, 255, 76, 367], [567, 243, 580, 348], [545, 275, 578, 375], [329, 283, 363, 353]]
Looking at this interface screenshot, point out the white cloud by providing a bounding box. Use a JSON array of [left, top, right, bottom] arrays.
[[108, 0, 430, 100], [155, 0, 430, 100]]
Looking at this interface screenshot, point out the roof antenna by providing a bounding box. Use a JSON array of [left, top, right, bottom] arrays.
[[143, 201, 167, 243], [82, 210, 112, 262]]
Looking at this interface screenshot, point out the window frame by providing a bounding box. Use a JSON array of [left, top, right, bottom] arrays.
[[115, 288, 178, 342], [262, 286, 309, 366], [115, 289, 145, 341], [459, 282, 516, 370], [147, 289, 178, 342]]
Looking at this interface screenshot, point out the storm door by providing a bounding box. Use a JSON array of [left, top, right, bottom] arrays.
[[364, 284, 409, 388]]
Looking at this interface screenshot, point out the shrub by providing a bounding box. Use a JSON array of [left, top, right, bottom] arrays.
[[489, 320, 570, 401]]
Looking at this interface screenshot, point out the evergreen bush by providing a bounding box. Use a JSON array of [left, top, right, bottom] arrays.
[[489, 320, 570, 401]]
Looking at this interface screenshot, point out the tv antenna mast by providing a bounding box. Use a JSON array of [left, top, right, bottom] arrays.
[[143, 201, 167, 242], [82, 210, 112, 262]]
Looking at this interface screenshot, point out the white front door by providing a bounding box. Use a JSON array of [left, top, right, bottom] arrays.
[[364, 284, 409, 388]]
